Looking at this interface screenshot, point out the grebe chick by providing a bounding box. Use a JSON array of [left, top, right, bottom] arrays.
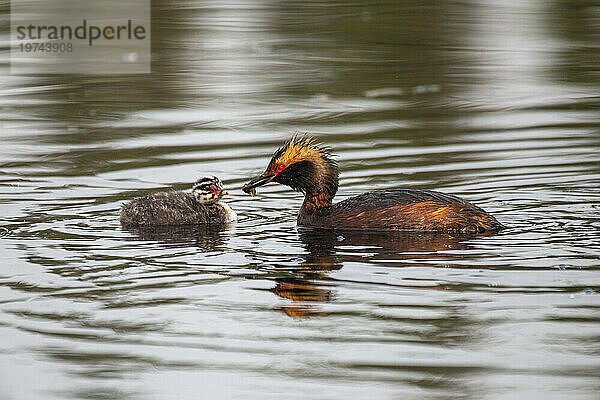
[[120, 176, 237, 226], [242, 136, 504, 233]]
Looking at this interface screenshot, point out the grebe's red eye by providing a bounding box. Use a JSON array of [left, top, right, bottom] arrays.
[[276, 164, 286, 173]]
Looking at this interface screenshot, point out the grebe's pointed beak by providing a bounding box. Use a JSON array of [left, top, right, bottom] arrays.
[[242, 174, 274, 196]]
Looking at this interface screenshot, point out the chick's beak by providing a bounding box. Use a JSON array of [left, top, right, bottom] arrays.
[[242, 174, 274, 196], [212, 188, 227, 198]]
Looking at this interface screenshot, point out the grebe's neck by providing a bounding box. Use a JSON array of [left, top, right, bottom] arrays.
[[297, 159, 339, 213], [301, 189, 334, 213]]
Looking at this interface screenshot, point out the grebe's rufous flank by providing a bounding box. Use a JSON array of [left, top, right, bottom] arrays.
[[120, 176, 237, 226], [242, 136, 504, 233]]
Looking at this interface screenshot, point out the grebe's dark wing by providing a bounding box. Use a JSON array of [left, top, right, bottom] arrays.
[[321, 190, 503, 233]]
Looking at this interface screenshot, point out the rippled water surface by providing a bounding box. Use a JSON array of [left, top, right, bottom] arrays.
[[1, 1, 600, 399]]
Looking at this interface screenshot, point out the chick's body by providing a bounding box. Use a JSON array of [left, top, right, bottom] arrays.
[[120, 176, 237, 226]]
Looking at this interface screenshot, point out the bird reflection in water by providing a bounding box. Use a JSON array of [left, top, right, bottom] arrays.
[[122, 224, 485, 319], [121, 224, 230, 252], [272, 230, 342, 318], [273, 229, 478, 318]]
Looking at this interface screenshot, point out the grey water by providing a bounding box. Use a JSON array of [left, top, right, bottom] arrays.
[[1, 1, 600, 399]]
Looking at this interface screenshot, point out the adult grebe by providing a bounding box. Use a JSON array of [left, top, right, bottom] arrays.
[[242, 136, 503, 233], [120, 176, 237, 226]]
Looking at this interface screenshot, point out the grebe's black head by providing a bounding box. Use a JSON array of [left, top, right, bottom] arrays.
[[242, 135, 339, 203], [193, 176, 228, 203]]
